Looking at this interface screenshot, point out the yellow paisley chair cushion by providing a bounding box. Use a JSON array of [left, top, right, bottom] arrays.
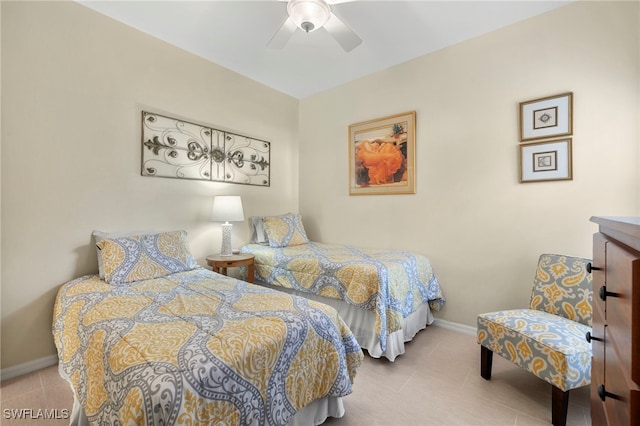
[[477, 308, 591, 391], [477, 254, 592, 392]]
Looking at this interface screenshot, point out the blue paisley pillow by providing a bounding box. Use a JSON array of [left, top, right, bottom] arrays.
[[93, 229, 152, 279], [96, 230, 199, 284], [263, 213, 309, 248]]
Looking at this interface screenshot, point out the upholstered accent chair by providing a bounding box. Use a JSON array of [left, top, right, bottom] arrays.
[[477, 254, 592, 426]]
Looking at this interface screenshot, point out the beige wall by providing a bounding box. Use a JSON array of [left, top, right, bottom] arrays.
[[1, 1, 299, 369], [298, 1, 640, 327], [2, 0, 639, 372]]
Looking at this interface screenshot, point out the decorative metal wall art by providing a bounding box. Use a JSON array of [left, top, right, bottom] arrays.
[[141, 111, 270, 186]]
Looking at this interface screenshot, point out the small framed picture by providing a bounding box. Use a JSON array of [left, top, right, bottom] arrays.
[[520, 138, 572, 183], [519, 92, 573, 142]]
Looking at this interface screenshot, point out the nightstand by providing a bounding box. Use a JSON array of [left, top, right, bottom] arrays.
[[206, 253, 255, 283]]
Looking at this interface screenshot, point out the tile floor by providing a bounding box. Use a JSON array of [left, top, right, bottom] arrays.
[[1, 362, 73, 425], [0, 325, 591, 425]]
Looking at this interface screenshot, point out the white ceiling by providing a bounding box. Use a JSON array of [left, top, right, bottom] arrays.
[[78, 0, 573, 99]]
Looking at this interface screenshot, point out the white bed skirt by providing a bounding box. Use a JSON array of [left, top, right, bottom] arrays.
[[67, 394, 344, 426], [286, 396, 345, 425], [253, 280, 434, 362]]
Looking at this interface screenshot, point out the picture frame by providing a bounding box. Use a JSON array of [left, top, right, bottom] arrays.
[[348, 111, 416, 195], [519, 92, 573, 142], [519, 138, 572, 183]]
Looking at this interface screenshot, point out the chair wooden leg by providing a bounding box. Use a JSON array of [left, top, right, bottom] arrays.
[[551, 385, 569, 426], [480, 345, 493, 380]]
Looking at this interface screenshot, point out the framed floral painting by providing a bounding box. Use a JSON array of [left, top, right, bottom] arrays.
[[348, 111, 416, 195]]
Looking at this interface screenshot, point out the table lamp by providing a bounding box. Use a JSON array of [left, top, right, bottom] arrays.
[[210, 195, 245, 256]]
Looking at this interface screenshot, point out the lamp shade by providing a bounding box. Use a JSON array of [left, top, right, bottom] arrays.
[[210, 196, 245, 223], [287, 0, 331, 33]]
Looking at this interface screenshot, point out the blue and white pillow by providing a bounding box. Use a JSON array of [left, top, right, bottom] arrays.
[[96, 230, 198, 284], [263, 213, 309, 248]]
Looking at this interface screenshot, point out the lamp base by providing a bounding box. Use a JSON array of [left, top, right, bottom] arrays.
[[220, 223, 233, 256]]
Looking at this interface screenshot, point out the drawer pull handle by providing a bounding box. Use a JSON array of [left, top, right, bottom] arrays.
[[599, 285, 619, 301], [597, 385, 619, 401], [586, 263, 601, 273], [585, 332, 602, 343]]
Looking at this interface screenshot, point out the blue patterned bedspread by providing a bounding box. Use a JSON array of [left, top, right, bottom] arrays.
[[53, 268, 363, 425], [241, 242, 445, 351]]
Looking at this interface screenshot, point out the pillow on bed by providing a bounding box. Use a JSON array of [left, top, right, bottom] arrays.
[[93, 229, 152, 279], [263, 213, 309, 247], [96, 230, 199, 284]]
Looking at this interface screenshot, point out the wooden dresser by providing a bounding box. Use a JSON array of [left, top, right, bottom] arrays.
[[590, 216, 639, 425]]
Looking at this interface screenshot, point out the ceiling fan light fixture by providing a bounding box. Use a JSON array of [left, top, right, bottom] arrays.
[[287, 0, 331, 33]]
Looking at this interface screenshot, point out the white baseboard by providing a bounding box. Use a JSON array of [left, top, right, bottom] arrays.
[[432, 318, 476, 336], [1, 354, 58, 381]]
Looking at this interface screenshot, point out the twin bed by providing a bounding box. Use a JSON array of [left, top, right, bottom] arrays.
[[53, 218, 444, 425], [53, 230, 362, 425], [241, 213, 445, 361]]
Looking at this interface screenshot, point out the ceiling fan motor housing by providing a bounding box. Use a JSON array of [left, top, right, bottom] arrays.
[[287, 0, 331, 33]]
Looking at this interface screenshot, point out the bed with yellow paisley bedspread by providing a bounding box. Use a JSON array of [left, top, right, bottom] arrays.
[[53, 268, 363, 425], [240, 241, 445, 361]]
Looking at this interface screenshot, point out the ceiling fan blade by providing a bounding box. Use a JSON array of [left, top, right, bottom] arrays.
[[267, 17, 297, 49], [323, 12, 362, 52]]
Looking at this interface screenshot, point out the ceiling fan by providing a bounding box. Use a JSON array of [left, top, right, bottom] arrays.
[[268, 0, 362, 52]]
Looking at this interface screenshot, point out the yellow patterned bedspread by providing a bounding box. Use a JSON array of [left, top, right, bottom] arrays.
[[240, 242, 445, 351], [53, 268, 363, 425]]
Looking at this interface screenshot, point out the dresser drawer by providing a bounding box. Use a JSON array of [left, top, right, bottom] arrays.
[[591, 352, 607, 425], [590, 217, 640, 426], [605, 242, 640, 384], [602, 337, 631, 425]]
